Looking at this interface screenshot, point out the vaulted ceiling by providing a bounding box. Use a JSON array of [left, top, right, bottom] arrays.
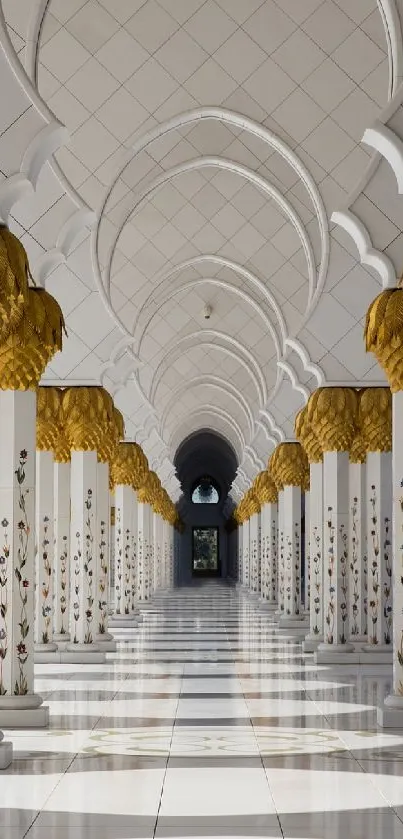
[[2, 0, 402, 504]]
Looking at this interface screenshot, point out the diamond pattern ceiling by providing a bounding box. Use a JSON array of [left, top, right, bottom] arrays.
[[0, 0, 395, 499]]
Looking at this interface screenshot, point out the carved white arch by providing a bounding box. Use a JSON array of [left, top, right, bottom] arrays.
[[277, 361, 310, 401], [331, 209, 395, 288], [160, 375, 255, 440], [135, 255, 287, 352], [150, 330, 267, 407], [105, 157, 316, 314], [168, 406, 245, 462], [363, 120, 403, 194], [141, 276, 281, 360]]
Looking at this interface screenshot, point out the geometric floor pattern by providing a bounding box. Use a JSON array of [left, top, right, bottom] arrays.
[[2, 581, 403, 837]]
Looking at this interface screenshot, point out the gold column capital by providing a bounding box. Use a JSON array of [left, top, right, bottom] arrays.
[[295, 405, 322, 463], [269, 442, 309, 489], [137, 470, 160, 505], [365, 288, 403, 392], [359, 386, 392, 453], [307, 386, 358, 452], [62, 386, 114, 455], [36, 386, 63, 452], [253, 470, 278, 504]]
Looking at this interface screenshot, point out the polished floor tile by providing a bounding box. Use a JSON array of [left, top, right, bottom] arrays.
[[2, 581, 403, 838]]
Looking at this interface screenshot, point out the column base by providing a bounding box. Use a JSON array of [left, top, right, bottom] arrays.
[[315, 642, 356, 664], [35, 642, 58, 653], [303, 634, 323, 653], [34, 649, 62, 664], [378, 695, 403, 728], [109, 614, 140, 628], [258, 599, 277, 611], [96, 635, 118, 652], [53, 632, 71, 643], [0, 695, 49, 728], [279, 615, 309, 632], [0, 735, 12, 768], [63, 643, 106, 664], [361, 644, 393, 664]]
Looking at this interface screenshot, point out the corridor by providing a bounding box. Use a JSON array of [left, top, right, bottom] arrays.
[[2, 582, 403, 838]]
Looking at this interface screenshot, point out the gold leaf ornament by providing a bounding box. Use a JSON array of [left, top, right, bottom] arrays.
[[0, 287, 65, 390], [359, 386, 392, 453], [270, 442, 309, 488], [137, 470, 161, 505], [365, 288, 403, 392], [253, 470, 278, 504], [36, 387, 63, 451], [0, 226, 30, 342], [62, 386, 115, 454], [307, 387, 358, 451], [111, 442, 149, 489], [294, 406, 322, 463]]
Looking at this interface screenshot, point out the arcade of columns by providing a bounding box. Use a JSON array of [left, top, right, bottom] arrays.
[[229, 288, 403, 729], [0, 228, 181, 768], [0, 227, 403, 775]]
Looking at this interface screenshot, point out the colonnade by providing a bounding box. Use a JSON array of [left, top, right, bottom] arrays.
[[231, 356, 403, 726], [0, 229, 180, 766]]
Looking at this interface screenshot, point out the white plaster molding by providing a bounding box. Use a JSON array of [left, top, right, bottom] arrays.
[[150, 330, 267, 407], [160, 376, 255, 441], [331, 209, 395, 288], [284, 338, 324, 386], [168, 407, 245, 462], [363, 120, 403, 193], [0, 175, 33, 223], [244, 447, 264, 473], [104, 157, 316, 316], [255, 421, 278, 451], [135, 255, 287, 353], [258, 410, 285, 443], [277, 361, 310, 401], [377, 0, 403, 95], [35, 208, 96, 285], [95, 108, 328, 307]]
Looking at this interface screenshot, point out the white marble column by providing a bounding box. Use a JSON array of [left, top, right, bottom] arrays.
[[237, 522, 243, 584], [35, 449, 57, 656], [242, 519, 250, 588], [379, 391, 403, 724], [95, 461, 116, 650], [348, 459, 367, 644], [66, 451, 104, 661], [138, 501, 152, 601], [317, 451, 354, 661], [304, 490, 310, 613], [277, 490, 285, 615], [280, 484, 303, 627], [53, 459, 70, 643], [363, 451, 392, 656], [131, 494, 139, 614], [0, 391, 48, 728], [303, 462, 324, 652], [111, 484, 137, 625], [249, 512, 260, 596], [260, 501, 278, 609]]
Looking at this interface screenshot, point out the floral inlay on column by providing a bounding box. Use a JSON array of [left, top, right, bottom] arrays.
[[40, 516, 51, 645], [124, 528, 131, 615], [326, 507, 335, 645], [83, 489, 94, 644], [98, 520, 107, 635], [312, 526, 322, 635], [0, 519, 9, 695], [59, 535, 68, 635], [115, 510, 122, 615], [73, 532, 81, 644], [350, 497, 360, 637], [15, 450, 30, 694]]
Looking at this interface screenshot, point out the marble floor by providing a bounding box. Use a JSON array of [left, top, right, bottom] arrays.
[[2, 581, 403, 837]]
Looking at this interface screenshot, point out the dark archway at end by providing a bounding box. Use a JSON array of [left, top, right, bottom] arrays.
[[174, 431, 238, 583]]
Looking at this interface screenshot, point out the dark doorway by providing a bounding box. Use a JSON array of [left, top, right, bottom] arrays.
[[192, 527, 220, 577]]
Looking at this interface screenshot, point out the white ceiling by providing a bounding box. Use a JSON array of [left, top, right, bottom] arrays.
[[1, 0, 400, 500]]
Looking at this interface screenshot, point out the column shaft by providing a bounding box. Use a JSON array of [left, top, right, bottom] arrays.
[[348, 462, 367, 642], [242, 520, 250, 587], [304, 491, 310, 612], [365, 451, 392, 649], [277, 490, 285, 613], [282, 485, 302, 620], [249, 512, 259, 594], [53, 462, 70, 641], [0, 391, 47, 724], [35, 450, 57, 652], [68, 451, 99, 650], [260, 502, 278, 606], [304, 462, 324, 651], [114, 484, 134, 617], [318, 451, 353, 655]]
